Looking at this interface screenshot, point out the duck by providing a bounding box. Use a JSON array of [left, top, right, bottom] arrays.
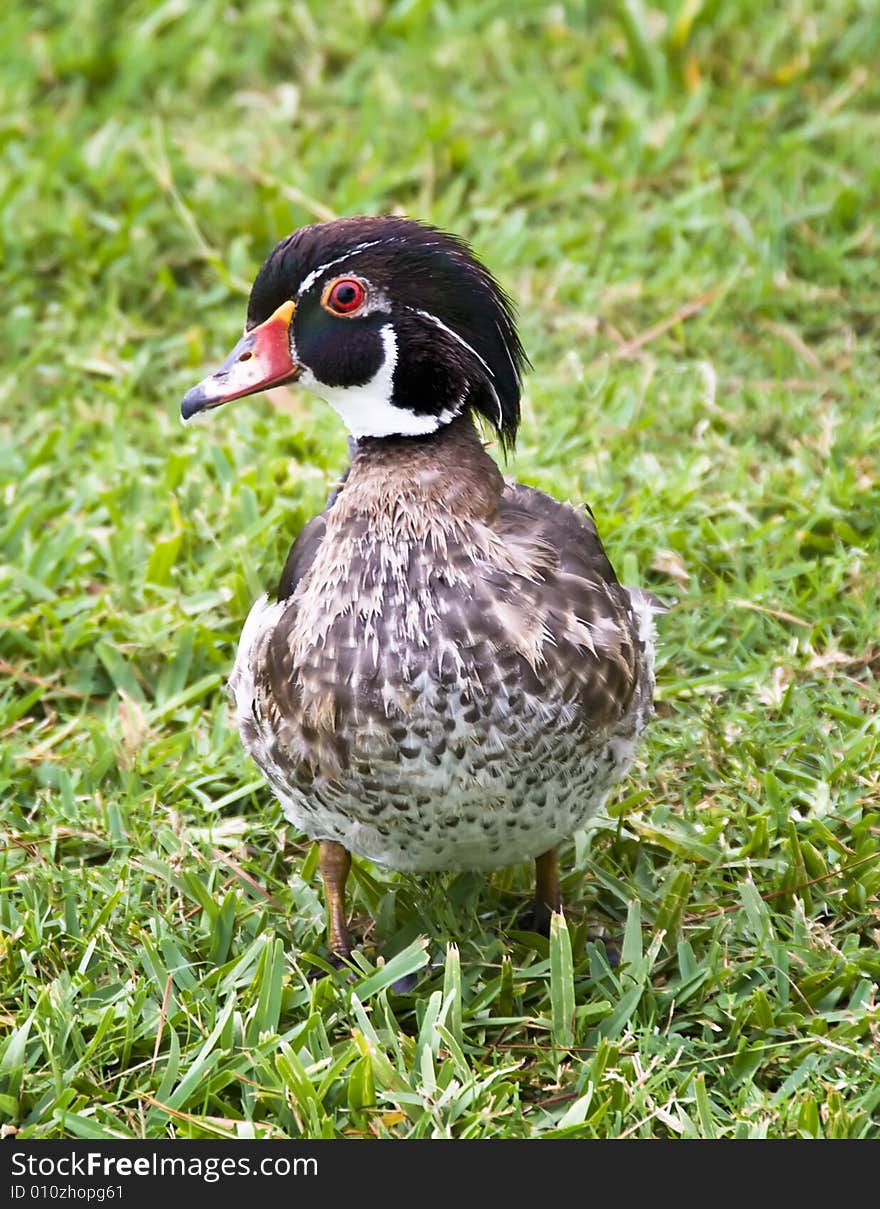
[[181, 215, 660, 961]]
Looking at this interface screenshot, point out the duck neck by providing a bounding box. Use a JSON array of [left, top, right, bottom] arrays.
[[331, 414, 505, 530]]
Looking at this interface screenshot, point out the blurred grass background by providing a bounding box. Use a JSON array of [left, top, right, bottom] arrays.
[[1, 0, 879, 1138]]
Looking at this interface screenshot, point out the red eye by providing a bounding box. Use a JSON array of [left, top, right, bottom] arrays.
[[325, 277, 366, 315]]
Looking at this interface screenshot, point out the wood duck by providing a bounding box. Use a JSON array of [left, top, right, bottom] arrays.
[[182, 216, 660, 960]]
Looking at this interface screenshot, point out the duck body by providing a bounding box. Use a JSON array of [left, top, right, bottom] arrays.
[[231, 416, 656, 874], [182, 214, 660, 955]]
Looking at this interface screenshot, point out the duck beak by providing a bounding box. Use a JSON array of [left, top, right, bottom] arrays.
[[181, 300, 299, 421]]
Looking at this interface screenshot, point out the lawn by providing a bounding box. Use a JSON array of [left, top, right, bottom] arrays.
[[1, 0, 879, 1139]]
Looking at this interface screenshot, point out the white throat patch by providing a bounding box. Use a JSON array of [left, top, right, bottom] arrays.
[[301, 324, 461, 439]]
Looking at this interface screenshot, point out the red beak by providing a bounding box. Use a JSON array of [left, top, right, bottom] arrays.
[[181, 300, 299, 421]]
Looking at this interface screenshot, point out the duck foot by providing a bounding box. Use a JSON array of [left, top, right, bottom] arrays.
[[325, 947, 354, 971], [515, 903, 556, 937], [586, 933, 620, 969], [389, 971, 421, 994]]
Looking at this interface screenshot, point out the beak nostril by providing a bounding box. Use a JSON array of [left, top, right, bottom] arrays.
[[238, 351, 253, 363]]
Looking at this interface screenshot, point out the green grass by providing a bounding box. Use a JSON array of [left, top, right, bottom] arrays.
[[2, 0, 879, 1139]]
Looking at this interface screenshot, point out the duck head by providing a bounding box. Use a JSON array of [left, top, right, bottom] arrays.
[[181, 215, 527, 447]]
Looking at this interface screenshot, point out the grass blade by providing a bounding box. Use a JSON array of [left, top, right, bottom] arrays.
[[550, 912, 575, 1048]]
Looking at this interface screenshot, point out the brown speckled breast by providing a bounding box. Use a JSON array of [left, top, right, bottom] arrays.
[[229, 417, 657, 872]]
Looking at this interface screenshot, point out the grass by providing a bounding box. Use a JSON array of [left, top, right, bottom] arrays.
[[1, 0, 879, 1139]]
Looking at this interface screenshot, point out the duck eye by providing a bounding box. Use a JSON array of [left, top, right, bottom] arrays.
[[324, 277, 366, 316]]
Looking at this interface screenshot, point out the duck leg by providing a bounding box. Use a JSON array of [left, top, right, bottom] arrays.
[[531, 848, 562, 936], [318, 840, 353, 962]]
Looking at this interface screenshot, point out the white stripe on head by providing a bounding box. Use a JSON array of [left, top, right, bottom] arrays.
[[412, 307, 503, 427], [296, 240, 383, 298], [299, 324, 462, 439], [496, 319, 519, 382], [411, 308, 496, 378], [485, 380, 503, 428]]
